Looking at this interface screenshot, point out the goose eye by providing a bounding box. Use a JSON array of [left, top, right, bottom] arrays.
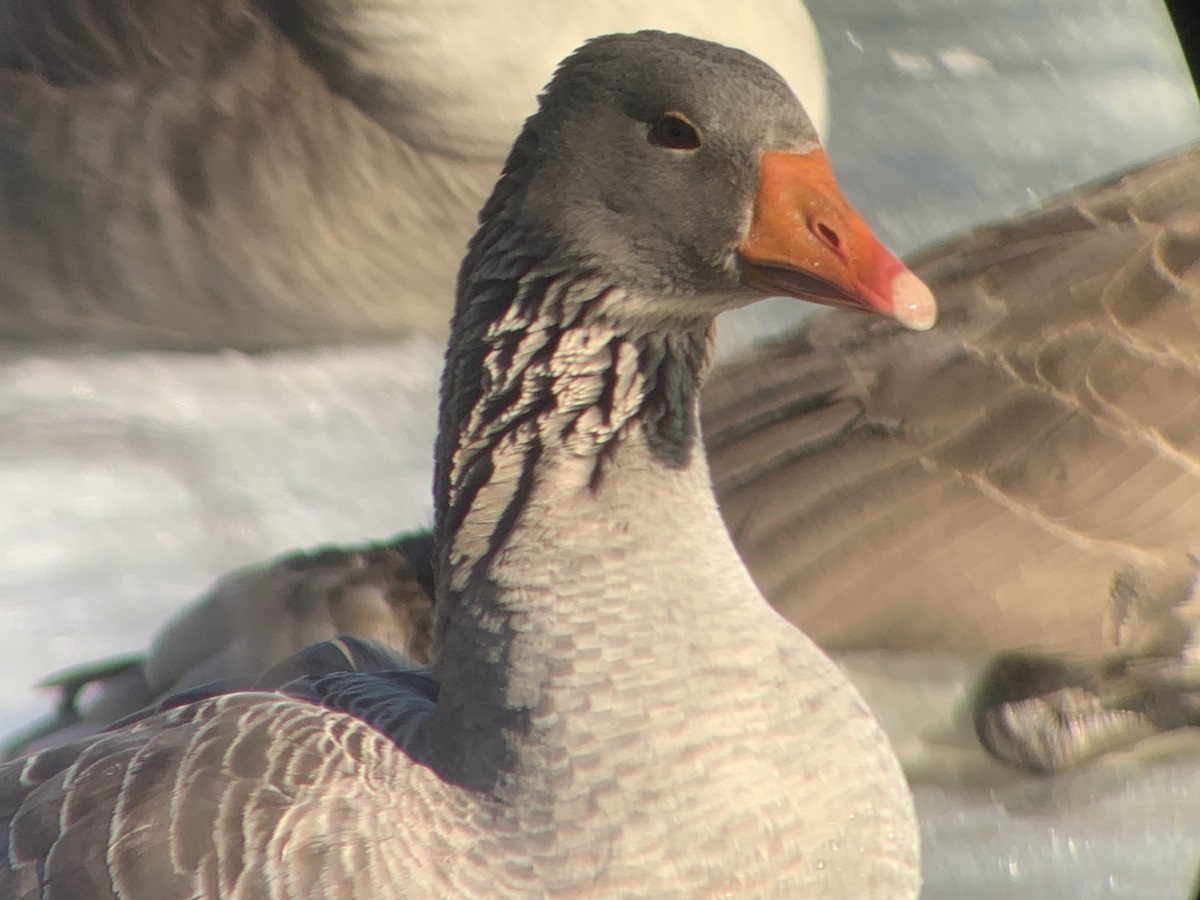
[[648, 113, 702, 150]]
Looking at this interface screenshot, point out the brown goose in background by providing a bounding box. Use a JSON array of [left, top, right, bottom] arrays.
[[710, 141, 1200, 655], [10, 143, 1200, 775], [2, 532, 438, 754], [0, 32, 935, 897], [709, 141, 1200, 772], [0, 0, 825, 350]]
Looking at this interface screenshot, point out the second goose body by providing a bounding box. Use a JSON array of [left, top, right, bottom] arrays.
[[0, 0, 826, 350], [0, 31, 934, 897]]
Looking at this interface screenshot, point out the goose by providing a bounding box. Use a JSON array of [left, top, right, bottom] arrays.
[[0, 31, 936, 897], [0, 0, 826, 351], [13, 143, 1200, 776]]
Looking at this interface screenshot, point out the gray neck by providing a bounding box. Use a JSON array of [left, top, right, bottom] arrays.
[[422, 221, 775, 793]]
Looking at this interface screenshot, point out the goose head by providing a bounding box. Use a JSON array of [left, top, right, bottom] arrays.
[[466, 29, 935, 333]]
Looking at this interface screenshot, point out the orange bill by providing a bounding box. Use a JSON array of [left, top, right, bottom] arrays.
[[736, 148, 936, 331]]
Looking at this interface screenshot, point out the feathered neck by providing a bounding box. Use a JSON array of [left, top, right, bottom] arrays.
[[418, 194, 736, 788], [434, 218, 715, 596]]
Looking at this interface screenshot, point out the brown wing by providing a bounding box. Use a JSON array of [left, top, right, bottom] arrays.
[[706, 144, 1200, 656]]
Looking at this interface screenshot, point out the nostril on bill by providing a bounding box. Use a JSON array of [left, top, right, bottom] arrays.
[[812, 220, 842, 254]]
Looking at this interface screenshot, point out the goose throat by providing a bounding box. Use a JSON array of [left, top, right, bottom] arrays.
[[435, 255, 715, 598]]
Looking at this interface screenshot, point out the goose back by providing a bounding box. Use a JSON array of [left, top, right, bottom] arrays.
[[3, 533, 437, 756]]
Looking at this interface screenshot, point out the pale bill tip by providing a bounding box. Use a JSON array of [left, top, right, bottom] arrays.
[[889, 270, 937, 332]]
